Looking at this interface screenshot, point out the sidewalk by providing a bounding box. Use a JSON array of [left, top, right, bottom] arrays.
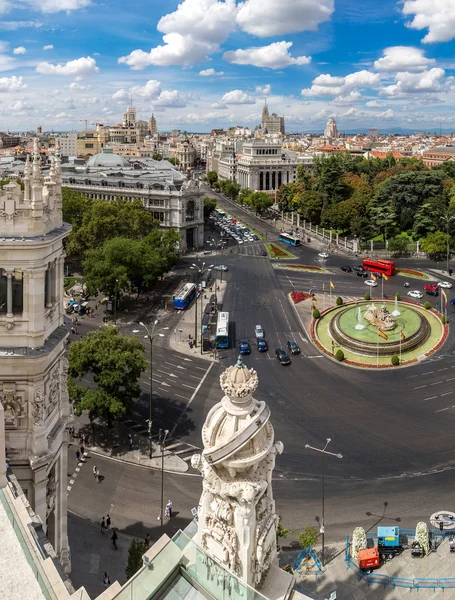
[[168, 279, 228, 361]]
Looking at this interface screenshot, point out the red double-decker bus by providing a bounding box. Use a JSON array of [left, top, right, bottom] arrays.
[[362, 258, 396, 276]]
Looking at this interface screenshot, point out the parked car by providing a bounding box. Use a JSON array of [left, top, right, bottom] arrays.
[[257, 338, 268, 352], [261, 250, 267, 256], [287, 340, 301, 355], [275, 348, 291, 365], [438, 281, 453, 289], [365, 279, 378, 287], [424, 283, 438, 291], [239, 339, 251, 355], [426, 290, 439, 296], [255, 325, 264, 338], [408, 290, 423, 299], [340, 266, 352, 272]]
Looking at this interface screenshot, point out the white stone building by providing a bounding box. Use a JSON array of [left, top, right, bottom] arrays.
[[175, 137, 196, 171], [55, 132, 77, 158], [324, 117, 338, 139], [0, 139, 71, 571], [236, 141, 297, 191]]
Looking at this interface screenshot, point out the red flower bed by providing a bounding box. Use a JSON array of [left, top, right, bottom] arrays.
[[397, 268, 425, 277], [291, 291, 312, 304], [269, 243, 290, 258]]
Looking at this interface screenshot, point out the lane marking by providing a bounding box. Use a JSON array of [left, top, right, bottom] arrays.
[[175, 393, 191, 401], [436, 407, 451, 413], [158, 387, 169, 394], [164, 361, 179, 367], [438, 368, 448, 372], [414, 385, 427, 389], [422, 371, 434, 375], [447, 377, 455, 382], [308, 355, 324, 359], [430, 381, 443, 386], [423, 396, 437, 401], [182, 383, 196, 389], [441, 392, 452, 397]]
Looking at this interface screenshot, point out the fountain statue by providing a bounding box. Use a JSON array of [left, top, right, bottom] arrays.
[[364, 303, 397, 331], [391, 296, 401, 317], [354, 305, 366, 330]]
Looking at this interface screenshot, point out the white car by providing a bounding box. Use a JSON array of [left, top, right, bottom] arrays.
[[365, 279, 378, 287], [407, 290, 423, 299], [214, 265, 228, 271], [318, 252, 330, 259], [438, 281, 453, 289], [255, 325, 264, 339]]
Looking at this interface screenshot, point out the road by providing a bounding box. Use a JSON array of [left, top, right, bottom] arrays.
[[68, 193, 455, 568]]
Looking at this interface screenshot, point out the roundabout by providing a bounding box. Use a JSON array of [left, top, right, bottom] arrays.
[[314, 299, 446, 367]]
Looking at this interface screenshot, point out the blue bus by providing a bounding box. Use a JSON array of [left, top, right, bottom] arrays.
[[279, 232, 301, 246], [215, 311, 229, 348], [173, 283, 196, 310]]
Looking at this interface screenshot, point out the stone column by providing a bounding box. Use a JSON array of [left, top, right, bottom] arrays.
[[417, 240, 420, 253], [45, 266, 52, 308], [345, 237, 347, 248], [371, 240, 374, 252], [5, 270, 14, 317], [336, 232, 339, 245], [329, 230, 332, 244]]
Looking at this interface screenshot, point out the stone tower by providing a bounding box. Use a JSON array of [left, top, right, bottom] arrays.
[[262, 99, 269, 130], [191, 357, 283, 589], [0, 138, 71, 570]]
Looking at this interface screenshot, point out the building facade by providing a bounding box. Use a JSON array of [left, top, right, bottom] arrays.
[[56, 132, 77, 158], [236, 141, 297, 191], [175, 137, 196, 171], [150, 114, 157, 135], [324, 117, 338, 139], [76, 124, 109, 156], [422, 146, 455, 167], [0, 139, 71, 571], [261, 102, 285, 135]]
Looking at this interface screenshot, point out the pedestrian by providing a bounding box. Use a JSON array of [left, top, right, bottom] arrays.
[[80, 432, 86, 445], [71, 326, 76, 334], [95, 303, 99, 310], [128, 433, 133, 450], [111, 530, 118, 550], [145, 533, 151, 548], [166, 499, 173, 518], [106, 514, 111, 530], [93, 465, 99, 482], [103, 572, 110, 588], [76, 450, 80, 462], [100, 516, 106, 533], [80, 445, 85, 458]]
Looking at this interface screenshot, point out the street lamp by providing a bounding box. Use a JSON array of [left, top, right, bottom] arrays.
[[441, 213, 455, 274], [159, 428, 169, 536], [305, 438, 343, 567], [132, 320, 169, 459]]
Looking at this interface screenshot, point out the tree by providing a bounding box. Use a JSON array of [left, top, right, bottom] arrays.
[[335, 349, 345, 361], [63, 195, 159, 257], [205, 171, 218, 187], [126, 539, 148, 580], [238, 187, 252, 206], [68, 327, 147, 427], [391, 355, 400, 366], [420, 231, 450, 258], [167, 157, 179, 166], [388, 236, 409, 254], [248, 191, 273, 215], [152, 153, 163, 161], [203, 196, 217, 219], [296, 190, 323, 224], [297, 526, 319, 548]]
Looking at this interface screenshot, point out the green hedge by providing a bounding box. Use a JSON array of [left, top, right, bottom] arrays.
[[335, 349, 344, 361], [336, 296, 343, 306], [391, 354, 400, 366], [312, 309, 320, 319]]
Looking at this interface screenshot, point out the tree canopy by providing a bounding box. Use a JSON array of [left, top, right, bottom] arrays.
[[68, 326, 147, 427], [203, 196, 217, 219]]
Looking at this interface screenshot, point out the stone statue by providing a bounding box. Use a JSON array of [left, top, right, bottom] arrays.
[[32, 388, 44, 426], [192, 356, 283, 589], [364, 302, 396, 331], [0, 383, 22, 428], [46, 474, 56, 518]]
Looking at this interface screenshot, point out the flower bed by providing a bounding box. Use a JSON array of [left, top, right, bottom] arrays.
[[285, 265, 323, 271], [290, 291, 312, 304], [396, 268, 429, 280], [266, 243, 295, 259]]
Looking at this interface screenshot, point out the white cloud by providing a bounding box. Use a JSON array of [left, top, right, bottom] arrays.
[[365, 100, 381, 107], [224, 41, 311, 69], [380, 68, 447, 96], [211, 102, 229, 109], [54, 111, 72, 118], [331, 90, 362, 105], [199, 68, 224, 76], [112, 79, 161, 102], [119, 34, 214, 68], [402, 0, 455, 43], [0, 20, 43, 30], [255, 84, 271, 95], [220, 89, 256, 104], [13, 46, 26, 55], [236, 0, 333, 37], [302, 69, 380, 97], [36, 56, 99, 76], [374, 46, 435, 72], [43, 44, 54, 50], [10, 100, 32, 110], [0, 41, 8, 53], [112, 88, 130, 102], [25, 0, 90, 13], [0, 75, 26, 92], [69, 81, 91, 90], [153, 90, 186, 107]]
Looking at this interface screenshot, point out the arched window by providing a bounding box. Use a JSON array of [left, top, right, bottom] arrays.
[[85, 179, 91, 185], [186, 199, 195, 221]]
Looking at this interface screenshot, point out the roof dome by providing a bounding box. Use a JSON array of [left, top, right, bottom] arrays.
[[86, 148, 130, 168]]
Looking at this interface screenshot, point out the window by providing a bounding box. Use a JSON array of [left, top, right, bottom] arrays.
[[186, 200, 195, 221], [0, 271, 23, 315], [85, 143, 94, 148]]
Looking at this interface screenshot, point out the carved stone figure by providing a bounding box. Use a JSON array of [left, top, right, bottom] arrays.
[[364, 302, 396, 331], [46, 474, 57, 518], [46, 365, 60, 416], [0, 383, 22, 428], [33, 388, 45, 426]]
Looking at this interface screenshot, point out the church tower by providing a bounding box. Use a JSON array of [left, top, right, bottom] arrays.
[[0, 138, 71, 570], [191, 357, 285, 590], [261, 99, 269, 131]]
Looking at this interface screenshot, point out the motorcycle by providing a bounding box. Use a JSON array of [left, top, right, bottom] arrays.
[[404, 282, 410, 288]]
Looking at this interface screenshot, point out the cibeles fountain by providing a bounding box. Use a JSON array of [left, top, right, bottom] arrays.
[[191, 357, 294, 598], [328, 300, 432, 356]]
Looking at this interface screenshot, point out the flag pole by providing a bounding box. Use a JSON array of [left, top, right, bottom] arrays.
[[382, 276, 384, 298], [377, 336, 379, 366], [400, 332, 402, 364]]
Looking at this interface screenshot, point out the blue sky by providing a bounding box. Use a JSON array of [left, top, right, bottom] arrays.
[[1, 0, 455, 132]]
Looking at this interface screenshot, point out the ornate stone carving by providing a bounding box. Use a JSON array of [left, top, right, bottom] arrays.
[[0, 383, 23, 428], [33, 388, 45, 426], [46, 474, 56, 519], [364, 302, 396, 331], [46, 365, 60, 417], [61, 357, 69, 394]]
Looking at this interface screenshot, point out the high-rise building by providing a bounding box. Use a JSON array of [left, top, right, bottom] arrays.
[[0, 139, 71, 570], [150, 114, 157, 135], [324, 117, 338, 139], [261, 100, 285, 135], [123, 106, 136, 128]]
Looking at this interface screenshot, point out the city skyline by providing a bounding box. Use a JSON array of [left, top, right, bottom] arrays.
[[1, 0, 455, 132]]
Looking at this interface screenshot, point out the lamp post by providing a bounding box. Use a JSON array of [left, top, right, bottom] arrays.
[[305, 439, 343, 567], [441, 213, 455, 274], [190, 261, 214, 351], [133, 321, 169, 459], [159, 428, 169, 536]]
